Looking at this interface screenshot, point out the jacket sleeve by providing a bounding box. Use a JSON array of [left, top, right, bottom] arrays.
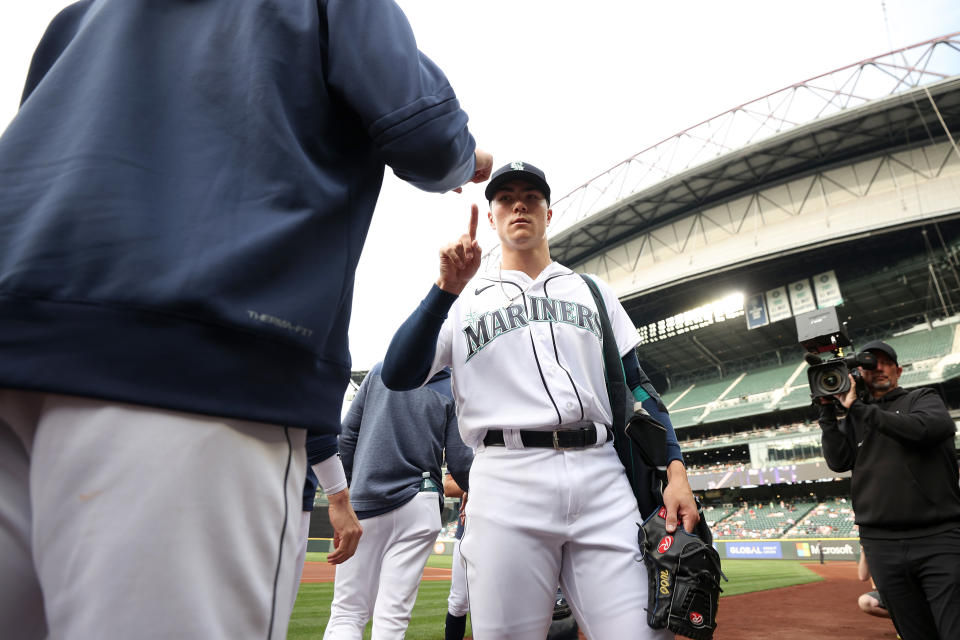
[[321, 0, 476, 192], [819, 403, 857, 472], [339, 365, 377, 483], [306, 434, 339, 466], [848, 387, 956, 445], [443, 400, 472, 492], [20, 2, 90, 105]]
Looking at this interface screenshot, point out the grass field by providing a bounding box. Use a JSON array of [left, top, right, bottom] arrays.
[[287, 556, 823, 639]]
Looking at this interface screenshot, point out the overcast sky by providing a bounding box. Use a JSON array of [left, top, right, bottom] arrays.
[[2, 1, 959, 370]]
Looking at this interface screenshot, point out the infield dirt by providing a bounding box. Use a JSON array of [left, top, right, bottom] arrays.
[[714, 562, 898, 640]]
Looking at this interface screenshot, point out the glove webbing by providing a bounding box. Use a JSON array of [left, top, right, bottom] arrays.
[[669, 545, 724, 639]]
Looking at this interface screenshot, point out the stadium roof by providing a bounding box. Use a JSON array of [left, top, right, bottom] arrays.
[[512, 33, 960, 384], [547, 33, 960, 268]]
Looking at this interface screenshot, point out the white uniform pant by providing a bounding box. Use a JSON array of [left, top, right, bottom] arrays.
[[286, 509, 313, 622], [460, 441, 673, 640], [324, 492, 441, 640], [0, 389, 306, 640], [447, 538, 469, 616]]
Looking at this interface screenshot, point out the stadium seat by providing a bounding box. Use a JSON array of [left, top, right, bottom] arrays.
[[788, 498, 857, 538], [667, 377, 731, 412]]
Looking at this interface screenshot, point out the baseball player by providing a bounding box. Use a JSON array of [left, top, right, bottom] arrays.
[[443, 473, 470, 640], [324, 363, 472, 639], [381, 162, 698, 638], [0, 1, 490, 638], [286, 453, 354, 623]]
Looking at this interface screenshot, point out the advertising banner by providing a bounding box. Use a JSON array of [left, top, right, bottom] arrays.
[[715, 539, 861, 561], [765, 286, 792, 322], [794, 541, 858, 561], [725, 542, 783, 559]]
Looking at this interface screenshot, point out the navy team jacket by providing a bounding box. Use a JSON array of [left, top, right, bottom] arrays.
[[0, 0, 476, 433]]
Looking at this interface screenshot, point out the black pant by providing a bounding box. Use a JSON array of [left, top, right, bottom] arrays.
[[860, 527, 960, 640]]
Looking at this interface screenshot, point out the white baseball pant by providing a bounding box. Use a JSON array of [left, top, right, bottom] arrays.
[[285, 509, 314, 622], [447, 538, 469, 617], [459, 440, 674, 640], [0, 389, 306, 640], [323, 491, 441, 639]]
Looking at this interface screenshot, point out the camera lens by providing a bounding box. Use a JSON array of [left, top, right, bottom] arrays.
[[817, 366, 846, 394], [807, 361, 851, 398]]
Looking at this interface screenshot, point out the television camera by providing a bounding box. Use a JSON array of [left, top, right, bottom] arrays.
[[795, 307, 876, 400]]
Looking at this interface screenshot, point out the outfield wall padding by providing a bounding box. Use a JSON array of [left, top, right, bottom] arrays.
[[717, 538, 860, 561]]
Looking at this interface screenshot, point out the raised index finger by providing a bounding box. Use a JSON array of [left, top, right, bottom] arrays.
[[468, 204, 478, 241]]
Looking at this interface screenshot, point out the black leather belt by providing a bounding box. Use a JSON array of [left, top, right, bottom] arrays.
[[483, 424, 612, 449]]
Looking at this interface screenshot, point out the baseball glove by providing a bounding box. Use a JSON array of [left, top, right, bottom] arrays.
[[546, 587, 579, 640], [639, 506, 726, 640]]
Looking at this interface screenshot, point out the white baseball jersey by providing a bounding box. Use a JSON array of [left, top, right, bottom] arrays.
[[427, 262, 639, 448]]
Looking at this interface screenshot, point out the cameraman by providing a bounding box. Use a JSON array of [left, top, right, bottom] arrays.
[[819, 340, 960, 640]]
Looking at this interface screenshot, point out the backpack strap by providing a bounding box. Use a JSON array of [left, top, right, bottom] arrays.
[[579, 274, 628, 435], [580, 274, 668, 517]]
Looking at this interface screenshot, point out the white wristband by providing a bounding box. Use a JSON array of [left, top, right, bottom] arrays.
[[312, 456, 347, 495]]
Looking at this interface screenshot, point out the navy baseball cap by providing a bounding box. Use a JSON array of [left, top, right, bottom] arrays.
[[860, 340, 898, 365], [484, 161, 551, 204]]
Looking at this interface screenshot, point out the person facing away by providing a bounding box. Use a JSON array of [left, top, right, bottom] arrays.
[[819, 340, 960, 640], [324, 363, 472, 639], [443, 473, 469, 640], [379, 162, 698, 639], [0, 1, 491, 638]]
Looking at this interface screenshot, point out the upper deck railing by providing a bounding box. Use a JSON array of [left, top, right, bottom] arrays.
[[548, 32, 960, 236]]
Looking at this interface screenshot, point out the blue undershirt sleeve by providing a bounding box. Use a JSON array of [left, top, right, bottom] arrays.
[[306, 434, 339, 467], [381, 285, 457, 390], [302, 466, 318, 512], [621, 351, 683, 464]]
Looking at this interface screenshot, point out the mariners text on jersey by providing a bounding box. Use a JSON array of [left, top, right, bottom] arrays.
[[463, 295, 603, 361]]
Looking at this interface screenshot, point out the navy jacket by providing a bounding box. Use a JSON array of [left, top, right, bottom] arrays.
[[0, 0, 476, 433], [340, 363, 472, 519]]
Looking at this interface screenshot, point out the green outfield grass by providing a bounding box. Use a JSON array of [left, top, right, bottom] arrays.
[[288, 557, 823, 638], [288, 581, 459, 640], [714, 558, 823, 596]]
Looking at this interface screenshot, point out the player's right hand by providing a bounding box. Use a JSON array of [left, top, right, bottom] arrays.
[[452, 149, 493, 193], [326, 489, 362, 564], [470, 149, 493, 183], [437, 204, 482, 295]]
